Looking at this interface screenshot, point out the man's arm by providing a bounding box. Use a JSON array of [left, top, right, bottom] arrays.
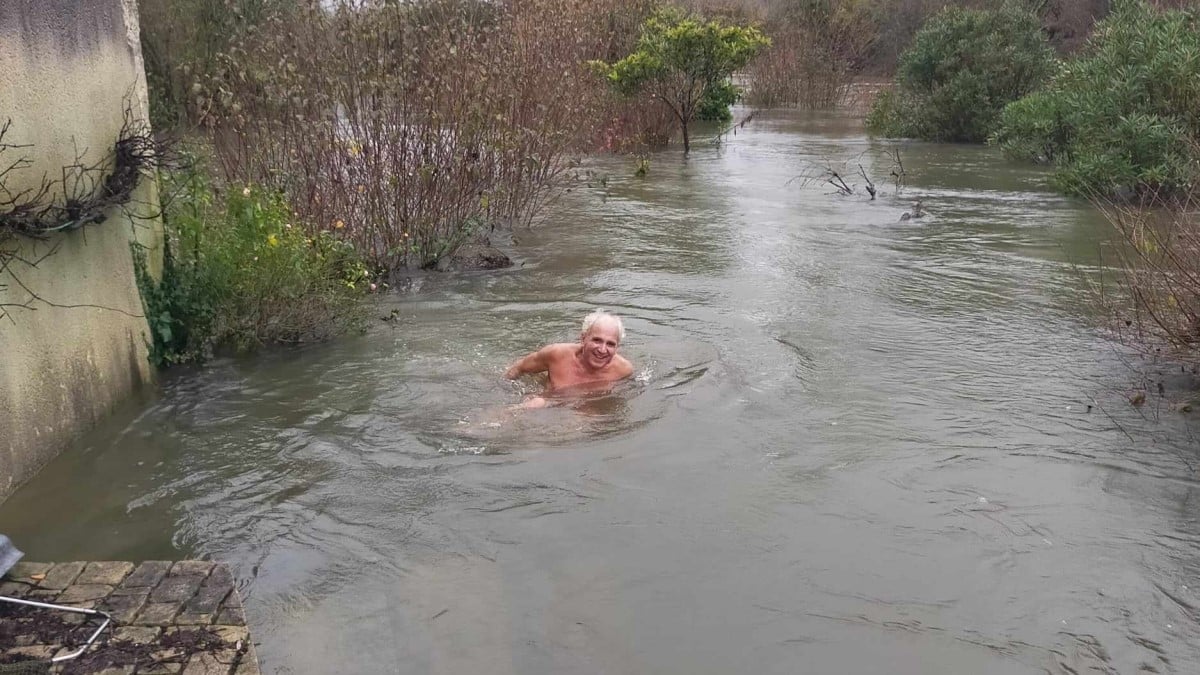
[[505, 345, 556, 379]]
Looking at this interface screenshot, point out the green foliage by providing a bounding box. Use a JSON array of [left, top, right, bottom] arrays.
[[134, 232, 213, 367], [866, 4, 1055, 142], [993, 0, 1200, 198], [591, 8, 769, 152], [135, 167, 371, 367], [696, 80, 740, 121], [863, 87, 918, 138]]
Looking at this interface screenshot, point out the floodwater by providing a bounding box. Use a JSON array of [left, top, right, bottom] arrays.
[[4, 110, 1200, 674]]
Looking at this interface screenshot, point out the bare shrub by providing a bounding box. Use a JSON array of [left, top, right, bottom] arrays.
[[1042, 0, 1111, 54], [195, 0, 657, 274], [745, 0, 875, 109], [1095, 189, 1200, 368], [138, 0, 295, 127], [594, 97, 679, 154]]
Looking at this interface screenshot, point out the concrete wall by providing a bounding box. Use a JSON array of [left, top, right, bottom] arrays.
[[0, 0, 163, 501]]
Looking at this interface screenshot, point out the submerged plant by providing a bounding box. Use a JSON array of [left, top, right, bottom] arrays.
[[744, 0, 875, 109], [196, 0, 665, 273], [1093, 188, 1200, 372]]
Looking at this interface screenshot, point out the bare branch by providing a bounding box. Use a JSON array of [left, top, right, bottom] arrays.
[[0, 102, 172, 326], [858, 164, 876, 200]]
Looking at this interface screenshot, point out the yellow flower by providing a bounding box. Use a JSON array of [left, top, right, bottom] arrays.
[[266, 233, 279, 247], [334, 220, 346, 229]]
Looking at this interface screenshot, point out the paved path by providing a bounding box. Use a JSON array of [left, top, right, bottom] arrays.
[[1, 561, 259, 675]]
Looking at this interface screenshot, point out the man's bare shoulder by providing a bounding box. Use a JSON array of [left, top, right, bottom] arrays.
[[542, 343, 579, 359], [614, 355, 635, 378]]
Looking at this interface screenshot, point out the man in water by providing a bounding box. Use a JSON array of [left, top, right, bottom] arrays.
[[505, 311, 634, 407]]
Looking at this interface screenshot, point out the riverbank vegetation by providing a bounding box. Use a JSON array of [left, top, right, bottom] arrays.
[[135, 166, 371, 366], [864, 0, 1200, 202], [138, 0, 760, 279], [865, 4, 1055, 142], [856, 0, 1200, 377], [737, 0, 1112, 112], [1093, 191, 1200, 379], [743, 0, 875, 109], [131, 0, 1200, 377], [993, 1, 1200, 200]]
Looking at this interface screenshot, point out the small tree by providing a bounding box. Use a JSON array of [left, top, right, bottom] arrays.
[[591, 9, 769, 153]]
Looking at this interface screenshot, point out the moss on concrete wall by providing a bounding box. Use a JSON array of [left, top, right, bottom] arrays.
[[0, 0, 164, 501]]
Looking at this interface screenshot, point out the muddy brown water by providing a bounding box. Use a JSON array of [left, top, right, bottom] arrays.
[[3, 110, 1200, 674]]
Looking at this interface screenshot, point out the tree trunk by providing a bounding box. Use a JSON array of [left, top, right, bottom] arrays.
[[681, 121, 690, 154]]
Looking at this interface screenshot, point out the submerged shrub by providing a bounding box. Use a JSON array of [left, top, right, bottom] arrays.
[[198, 0, 665, 273], [863, 87, 919, 138], [135, 167, 370, 366], [745, 0, 875, 109], [866, 4, 1055, 142], [1094, 193, 1200, 371], [993, 0, 1200, 199]]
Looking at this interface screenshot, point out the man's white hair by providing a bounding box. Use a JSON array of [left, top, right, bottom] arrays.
[[581, 310, 625, 341]]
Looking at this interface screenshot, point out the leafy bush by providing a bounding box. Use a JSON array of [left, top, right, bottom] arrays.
[[866, 4, 1055, 142], [135, 168, 370, 366], [863, 87, 919, 138], [696, 81, 741, 122], [993, 0, 1200, 199]]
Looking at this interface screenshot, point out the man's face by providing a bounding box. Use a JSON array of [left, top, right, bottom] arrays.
[[580, 323, 621, 370]]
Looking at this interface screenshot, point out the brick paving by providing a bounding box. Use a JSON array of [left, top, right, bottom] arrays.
[[0, 561, 259, 674]]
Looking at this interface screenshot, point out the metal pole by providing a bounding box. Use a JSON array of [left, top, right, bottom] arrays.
[[0, 596, 112, 663]]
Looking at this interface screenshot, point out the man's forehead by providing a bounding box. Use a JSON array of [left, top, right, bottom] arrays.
[[585, 322, 621, 340]]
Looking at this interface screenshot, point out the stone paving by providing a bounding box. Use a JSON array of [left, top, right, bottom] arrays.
[[0, 561, 259, 675]]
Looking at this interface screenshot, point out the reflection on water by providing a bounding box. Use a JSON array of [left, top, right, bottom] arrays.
[[3, 110, 1200, 674]]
